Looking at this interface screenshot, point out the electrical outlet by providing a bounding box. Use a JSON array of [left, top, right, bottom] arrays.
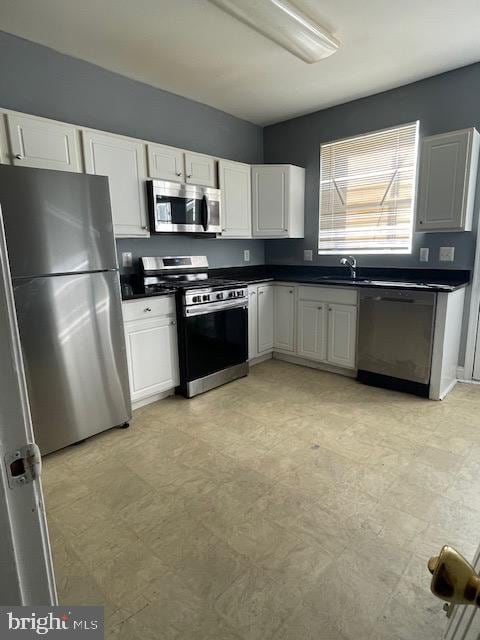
[[303, 249, 313, 262], [419, 248, 429, 262], [439, 246, 455, 262], [243, 249, 250, 262], [122, 252, 133, 268]]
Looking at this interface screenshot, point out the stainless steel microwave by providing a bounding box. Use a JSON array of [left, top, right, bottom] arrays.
[[147, 179, 221, 234]]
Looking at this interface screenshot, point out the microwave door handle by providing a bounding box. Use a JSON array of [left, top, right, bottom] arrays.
[[201, 195, 209, 231]]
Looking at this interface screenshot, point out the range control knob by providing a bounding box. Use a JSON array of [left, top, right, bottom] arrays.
[[202, 294, 210, 302], [216, 293, 223, 300], [192, 296, 200, 303], [228, 291, 234, 298]]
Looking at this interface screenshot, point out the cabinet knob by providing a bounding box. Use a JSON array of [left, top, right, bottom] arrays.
[[259, 291, 264, 295], [144, 307, 152, 312], [15, 154, 24, 160], [419, 220, 423, 225], [289, 290, 293, 294], [170, 320, 176, 325], [141, 225, 148, 230], [318, 306, 323, 310], [187, 174, 192, 179], [176, 171, 182, 177], [250, 291, 256, 296]]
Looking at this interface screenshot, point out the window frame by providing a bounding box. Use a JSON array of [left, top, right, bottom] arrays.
[[317, 121, 420, 256]]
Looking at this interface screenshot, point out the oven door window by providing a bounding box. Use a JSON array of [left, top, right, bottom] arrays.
[[184, 307, 247, 381]]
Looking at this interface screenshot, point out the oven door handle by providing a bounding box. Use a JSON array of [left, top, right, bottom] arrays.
[[201, 195, 209, 231], [184, 300, 247, 317]]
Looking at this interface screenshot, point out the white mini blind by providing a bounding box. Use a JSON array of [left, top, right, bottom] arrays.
[[319, 122, 419, 254]]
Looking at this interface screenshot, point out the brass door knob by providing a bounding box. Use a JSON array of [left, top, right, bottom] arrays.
[[428, 546, 480, 607]]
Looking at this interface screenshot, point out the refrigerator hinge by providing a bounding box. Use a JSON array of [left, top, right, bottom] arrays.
[[4, 443, 42, 489]]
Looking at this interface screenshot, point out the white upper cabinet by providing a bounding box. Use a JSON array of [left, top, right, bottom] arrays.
[[184, 151, 216, 187], [6, 113, 81, 172], [257, 284, 274, 355], [147, 143, 184, 182], [251, 164, 305, 238], [327, 303, 357, 369], [273, 285, 295, 352], [82, 130, 149, 238], [218, 159, 252, 238], [416, 128, 480, 232]]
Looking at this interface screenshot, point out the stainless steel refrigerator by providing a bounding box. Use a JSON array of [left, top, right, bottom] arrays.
[[0, 165, 131, 454]]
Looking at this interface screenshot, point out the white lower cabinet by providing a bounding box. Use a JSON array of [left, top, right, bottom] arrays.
[[326, 304, 357, 369], [297, 300, 327, 361], [248, 283, 358, 372], [295, 287, 358, 370], [273, 285, 295, 352], [248, 283, 274, 359], [257, 284, 274, 355], [123, 297, 179, 405]]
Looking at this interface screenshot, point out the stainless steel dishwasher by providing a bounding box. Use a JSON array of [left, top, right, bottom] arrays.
[[357, 288, 436, 397]]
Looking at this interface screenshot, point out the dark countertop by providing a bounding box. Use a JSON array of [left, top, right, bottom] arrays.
[[121, 266, 470, 299], [209, 266, 470, 293], [121, 287, 176, 301]]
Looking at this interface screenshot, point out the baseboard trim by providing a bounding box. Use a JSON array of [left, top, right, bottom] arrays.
[[249, 353, 273, 366], [273, 352, 356, 378], [132, 389, 175, 410]]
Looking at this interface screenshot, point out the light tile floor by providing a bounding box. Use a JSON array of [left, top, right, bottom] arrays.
[[42, 359, 480, 639]]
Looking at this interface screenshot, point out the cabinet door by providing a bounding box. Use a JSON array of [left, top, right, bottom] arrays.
[[274, 285, 295, 352], [248, 286, 258, 359], [184, 151, 216, 187], [257, 285, 274, 354], [297, 300, 327, 361], [218, 160, 252, 238], [6, 113, 81, 172], [416, 130, 471, 231], [327, 304, 357, 369], [83, 131, 149, 237], [252, 165, 288, 237], [147, 143, 184, 182], [125, 317, 179, 402]]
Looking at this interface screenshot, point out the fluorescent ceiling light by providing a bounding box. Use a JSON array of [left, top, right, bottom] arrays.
[[209, 0, 339, 63]]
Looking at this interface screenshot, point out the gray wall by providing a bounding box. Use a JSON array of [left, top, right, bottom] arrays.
[[0, 31, 265, 269], [264, 63, 480, 271]]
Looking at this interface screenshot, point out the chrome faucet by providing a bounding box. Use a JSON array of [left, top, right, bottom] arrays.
[[340, 256, 357, 279]]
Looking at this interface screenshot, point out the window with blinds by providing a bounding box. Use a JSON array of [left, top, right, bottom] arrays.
[[318, 122, 419, 254]]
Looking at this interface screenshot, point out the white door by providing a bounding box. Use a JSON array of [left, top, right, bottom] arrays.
[[327, 303, 357, 369], [184, 151, 216, 187], [297, 300, 327, 361], [7, 113, 81, 172], [218, 160, 252, 238], [147, 143, 184, 182], [257, 285, 274, 354], [82, 130, 149, 237], [252, 165, 288, 237], [416, 130, 470, 231], [274, 285, 295, 352], [125, 317, 179, 402], [248, 286, 258, 359], [0, 216, 56, 605]]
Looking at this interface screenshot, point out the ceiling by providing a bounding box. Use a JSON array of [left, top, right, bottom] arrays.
[[1, 0, 480, 126]]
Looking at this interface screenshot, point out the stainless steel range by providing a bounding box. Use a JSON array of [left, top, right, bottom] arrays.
[[140, 256, 249, 398]]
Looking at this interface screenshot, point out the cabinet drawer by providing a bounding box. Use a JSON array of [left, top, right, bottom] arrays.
[[298, 286, 357, 305], [123, 296, 175, 323]]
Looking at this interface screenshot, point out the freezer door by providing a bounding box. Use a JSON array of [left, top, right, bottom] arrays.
[[13, 270, 131, 454], [0, 165, 117, 277]]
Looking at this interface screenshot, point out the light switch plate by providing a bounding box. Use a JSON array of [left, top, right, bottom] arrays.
[[304, 249, 313, 262], [243, 249, 250, 262], [122, 252, 133, 268], [439, 246, 455, 262], [419, 248, 429, 262]]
